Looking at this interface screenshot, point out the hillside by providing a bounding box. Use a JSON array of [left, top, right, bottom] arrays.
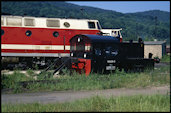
[[127, 10, 170, 23], [1, 1, 170, 43]]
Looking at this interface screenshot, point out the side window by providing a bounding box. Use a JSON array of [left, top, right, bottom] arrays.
[[105, 46, 118, 57], [112, 31, 118, 37], [95, 48, 102, 56], [88, 22, 96, 29], [47, 19, 60, 27], [76, 37, 85, 51]]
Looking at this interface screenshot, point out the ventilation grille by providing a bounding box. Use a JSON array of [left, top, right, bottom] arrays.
[[24, 18, 35, 26], [46, 19, 60, 27], [6, 17, 22, 26]]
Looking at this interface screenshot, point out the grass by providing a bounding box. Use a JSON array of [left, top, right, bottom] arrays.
[[160, 54, 170, 62], [1, 94, 170, 112], [1, 70, 33, 93], [1, 65, 170, 93]]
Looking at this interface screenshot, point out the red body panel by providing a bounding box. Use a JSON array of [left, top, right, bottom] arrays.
[[1, 49, 70, 53], [1, 26, 100, 54], [72, 58, 91, 76]]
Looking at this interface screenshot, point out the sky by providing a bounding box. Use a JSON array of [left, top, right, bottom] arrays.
[[67, 1, 170, 13]]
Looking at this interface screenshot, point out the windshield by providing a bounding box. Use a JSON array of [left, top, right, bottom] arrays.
[[96, 22, 101, 29]]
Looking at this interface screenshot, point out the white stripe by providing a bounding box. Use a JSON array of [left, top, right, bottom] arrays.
[[1, 52, 70, 57], [65, 46, 70, 50], [1, 44, 91, 51], [1, 44, 70, 50]]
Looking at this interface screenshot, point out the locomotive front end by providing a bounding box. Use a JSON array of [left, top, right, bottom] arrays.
[[70, 35, 92, 76], [69, 34, 120, 75]]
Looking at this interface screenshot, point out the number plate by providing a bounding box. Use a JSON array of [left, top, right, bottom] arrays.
[[106, 66, 116, 70], [107, 60, 116, 63]]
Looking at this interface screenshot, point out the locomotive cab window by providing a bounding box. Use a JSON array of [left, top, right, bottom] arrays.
[[88, 22, 96, 29], [76, 40, 85, 51]]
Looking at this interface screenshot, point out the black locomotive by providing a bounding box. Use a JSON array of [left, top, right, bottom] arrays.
[[69, 34, 155, 75]]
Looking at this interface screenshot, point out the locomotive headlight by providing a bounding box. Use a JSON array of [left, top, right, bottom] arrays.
[[84, 53, 87, 58], [78, 38, 80, 42], [71, 53, 73, 57]]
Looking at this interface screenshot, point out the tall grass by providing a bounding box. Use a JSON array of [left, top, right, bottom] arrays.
[[2, 65, 170, 93], [160, 54, 170, 62], [1, 70, 33, 93], [26, 65, 170, 92], [1, 94, 170, 112]]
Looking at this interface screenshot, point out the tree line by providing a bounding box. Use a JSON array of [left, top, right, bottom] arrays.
[[1, 1, 170, 44]]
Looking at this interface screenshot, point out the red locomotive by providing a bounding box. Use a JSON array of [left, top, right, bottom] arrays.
[[1, 15, 157, 76], [1, 15, 122, 69]]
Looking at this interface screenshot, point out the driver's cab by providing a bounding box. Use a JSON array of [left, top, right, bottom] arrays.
[[100, 28, 122, 42]]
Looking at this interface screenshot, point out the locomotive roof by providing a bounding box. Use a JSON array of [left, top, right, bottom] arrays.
[[1, 15, 99, 21], [70, 34, 120, 43], [1, 15, 101, 30]]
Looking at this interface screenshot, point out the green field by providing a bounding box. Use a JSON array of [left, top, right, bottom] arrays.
[[1, 65, 170, 93], [2, 94, 170, 112]]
